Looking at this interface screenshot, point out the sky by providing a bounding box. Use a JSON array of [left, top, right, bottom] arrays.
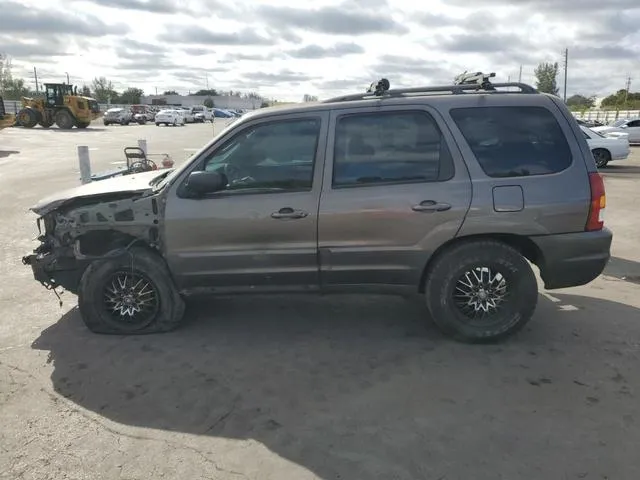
[[1, 0, 639, 102]]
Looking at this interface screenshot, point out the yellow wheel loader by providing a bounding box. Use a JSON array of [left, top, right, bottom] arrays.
[[16, 83, 101, 129], [0, 97, 16, 130]]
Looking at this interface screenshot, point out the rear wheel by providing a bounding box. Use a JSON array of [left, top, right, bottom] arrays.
[[593, 148, 611, 168], [55, 110, 75, 129], [77, 121, 90, 129], [78, 248, 185, 334], [424, 240, 538, 343], [17, 108, 38, 128]]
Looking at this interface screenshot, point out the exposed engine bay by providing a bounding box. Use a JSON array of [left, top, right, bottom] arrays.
[[22, 192, 161, 294]]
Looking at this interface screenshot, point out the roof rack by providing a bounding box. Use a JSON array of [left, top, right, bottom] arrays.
[[322, 72, 537, 103]]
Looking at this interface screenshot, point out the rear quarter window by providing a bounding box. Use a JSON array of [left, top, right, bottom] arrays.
[[450, 106, 572, 178]]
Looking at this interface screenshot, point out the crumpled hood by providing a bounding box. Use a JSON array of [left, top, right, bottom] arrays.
[[31, 169, 170, 216]]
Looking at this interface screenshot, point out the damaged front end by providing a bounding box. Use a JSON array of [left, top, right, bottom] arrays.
[[22, 192, 162, 295]]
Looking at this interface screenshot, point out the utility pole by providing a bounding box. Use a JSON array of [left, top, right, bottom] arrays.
[[623, 76, 632, 107], [33, 66, 39, 93], [206, 73, 209, 89], [518, 65, 523, 83], [562, 48, 568, 101], [65, 72, 69, 84]]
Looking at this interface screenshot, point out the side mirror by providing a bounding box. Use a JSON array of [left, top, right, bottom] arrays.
[[185, 170, 227, 196]]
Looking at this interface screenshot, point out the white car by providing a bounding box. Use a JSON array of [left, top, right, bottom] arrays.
[[591, 118, 640, 144], [180, 108, 195, 123], [155, 109, 185, 126], [580, 125, 630, 168], [103, 108, 132, 126]]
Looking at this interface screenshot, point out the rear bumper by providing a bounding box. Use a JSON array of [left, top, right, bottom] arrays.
[[530, 228, 612, 289]]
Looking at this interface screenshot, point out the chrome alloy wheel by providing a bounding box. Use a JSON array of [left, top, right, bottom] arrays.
[[103, 271, 159, 328], [453, 266, 508, 320]]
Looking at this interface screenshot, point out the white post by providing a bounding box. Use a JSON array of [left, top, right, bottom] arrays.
[[78, 145, 91, 184], [137, 139, 148, 155]]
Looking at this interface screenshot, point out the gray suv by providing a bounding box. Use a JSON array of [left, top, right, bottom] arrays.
[[23, 75, 612, 342]]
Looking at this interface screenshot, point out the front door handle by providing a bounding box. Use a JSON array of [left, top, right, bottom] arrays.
[[411, 200, 452, 212], [271, 207, 309, 219]]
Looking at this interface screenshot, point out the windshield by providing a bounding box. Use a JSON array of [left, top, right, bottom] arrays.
[[612, 119, 628, 127]]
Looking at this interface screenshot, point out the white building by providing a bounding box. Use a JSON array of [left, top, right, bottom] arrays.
[[140, 94, 260, 110]]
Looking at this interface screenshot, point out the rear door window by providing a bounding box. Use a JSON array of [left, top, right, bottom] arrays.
[[332, 110, 454, 187], [450, 106, 572, 178]]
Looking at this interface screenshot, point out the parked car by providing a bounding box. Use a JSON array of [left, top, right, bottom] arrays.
[[155, 109, 185, 126], [592, 118, 640, 143], [131, 104, 155, 124], [212, 108, 234, 118], [103, 107, 132, 126], [191, 105, 213, 123], [22, 74, 612, 343], [580, 125, 630, 168], [576, 118, 605, 128]]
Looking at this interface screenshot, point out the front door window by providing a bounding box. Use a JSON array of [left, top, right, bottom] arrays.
[[203, 118, 321, 193]]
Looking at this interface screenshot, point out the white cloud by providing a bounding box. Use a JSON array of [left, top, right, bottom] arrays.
[[1, 0, 639, 101]]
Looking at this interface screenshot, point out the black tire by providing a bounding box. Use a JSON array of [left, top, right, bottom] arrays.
[[78, 248, 185, 335], [424, 240, 538, 343], [77, 121, 90, 129], [155, 122, 160, 126], [592, 148, 610, 168], [104, 121, 110, 126], [18, 108, 38, 128], [55, 110, 75, 129]]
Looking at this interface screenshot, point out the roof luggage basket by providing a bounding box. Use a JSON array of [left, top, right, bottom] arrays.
[[323, 71, 537, 103]]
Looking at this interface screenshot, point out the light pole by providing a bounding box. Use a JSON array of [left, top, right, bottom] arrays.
[[65, 72, 70, 84]]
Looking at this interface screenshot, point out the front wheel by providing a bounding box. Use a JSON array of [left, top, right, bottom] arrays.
[[78, 248, 185, 334], [592, 148, 611, 168], [155, 122, 160, 126], [424, 240, 538, 343], [17, 108, 38, 128]]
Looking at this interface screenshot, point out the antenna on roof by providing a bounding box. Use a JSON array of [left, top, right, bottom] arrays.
[[366, 78, 390, 96], [454, 71, 497, 91]]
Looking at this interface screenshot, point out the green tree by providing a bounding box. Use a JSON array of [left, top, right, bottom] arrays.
[[91, 76, 117, 103], [192, 88, 217, 96], [163, 90, 178, 95], [566, 94, 595, 110], [534, 62, 559, 95], [2, 77, 29, 100], [80, 85, 92, 97], [303, 94, 318, 102], [203, 97, 214, 108], [119, 87, 144, 104], [601, 89, 640, 109]]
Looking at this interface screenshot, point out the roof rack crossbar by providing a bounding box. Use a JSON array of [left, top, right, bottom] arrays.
[[323, 82, 537, 103]]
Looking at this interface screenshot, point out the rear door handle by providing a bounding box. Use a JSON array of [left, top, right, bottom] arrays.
[[411, 200, 452, 212], [271, 207, 309, 219]]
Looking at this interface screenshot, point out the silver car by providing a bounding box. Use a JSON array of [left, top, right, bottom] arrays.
[[23, 75, 612, 343]]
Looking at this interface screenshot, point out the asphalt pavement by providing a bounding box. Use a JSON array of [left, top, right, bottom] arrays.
[[1, 120, 639, 480]]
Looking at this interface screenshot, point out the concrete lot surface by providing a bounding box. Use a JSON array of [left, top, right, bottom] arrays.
[[1, 121, 640, 480]]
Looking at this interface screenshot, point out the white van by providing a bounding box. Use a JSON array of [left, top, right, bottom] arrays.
[[191, 105, 213, 123]]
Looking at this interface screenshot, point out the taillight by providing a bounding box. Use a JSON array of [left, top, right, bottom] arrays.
[[586, 172, 606, 231]]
